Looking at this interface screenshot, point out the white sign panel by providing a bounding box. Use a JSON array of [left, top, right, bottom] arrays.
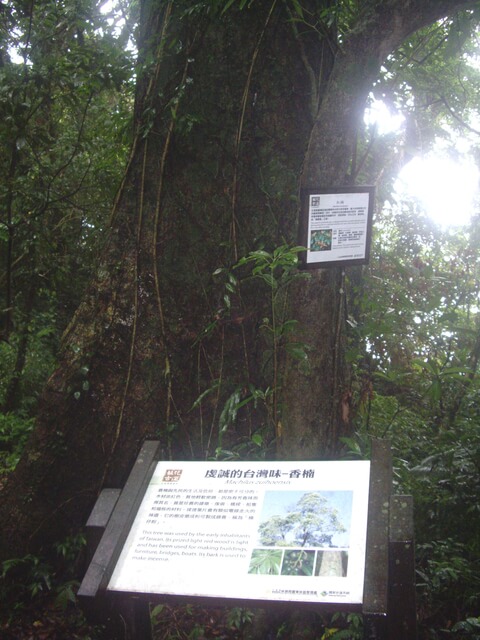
[[108, 461, 370, 605], [303, 188, 374, 267]]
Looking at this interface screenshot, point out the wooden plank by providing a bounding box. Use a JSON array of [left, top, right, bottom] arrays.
[[362, 438, 391, 624], [85, 488, 121, 566], [388, 495, 417, 640], [86, 488, 122, 529], [78, 440, 161, 599]]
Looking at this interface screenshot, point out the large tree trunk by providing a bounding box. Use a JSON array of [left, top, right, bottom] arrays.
[[0, 0, 316, 560], [0, 0, 477, 561]]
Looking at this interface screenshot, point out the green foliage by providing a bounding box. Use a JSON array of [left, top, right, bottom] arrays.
[[0, 0, 133, 418], [216, 245, 310, 371], [151, 603, 257, 639], [151, 604, 205, 640], [226, 246, 311, 371], [54, 533, 86, 567], [1, 2, 480, 639], [0, 533, 87, 628], [450, 617, 480, 639], [193, 244, 310, 458], [213, 428, 269, 461], [1, 554, 53, 602], [212, 384, 273, 456], [0, 300, 59, 413], [416, 539, 479, 618], [0, 413, 34, 472], [348, 197, 480, 635], [321, 613, 363, 639], [53, 579, 80, 611], [378, 11, 480, 146], [220, 0, 254, 14], [225, 607, 254, 631]]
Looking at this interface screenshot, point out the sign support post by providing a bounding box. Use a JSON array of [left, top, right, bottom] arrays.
[[362, 439, 391, 638], [79, 439, 416, 640]]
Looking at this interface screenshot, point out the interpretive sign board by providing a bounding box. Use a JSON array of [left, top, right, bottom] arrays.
[[299, 186, 374, 268], [107, 460, 370, 606]]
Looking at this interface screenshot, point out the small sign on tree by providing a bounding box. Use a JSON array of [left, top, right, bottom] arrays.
[[299, 186, 375, 268]]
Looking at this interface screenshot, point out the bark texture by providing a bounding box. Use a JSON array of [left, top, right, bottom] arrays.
[[0, 1, 315, 559]]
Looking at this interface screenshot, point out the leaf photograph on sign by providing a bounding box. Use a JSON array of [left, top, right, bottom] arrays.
[[248, 549, 283, 575], [310, 229, 333, 252]]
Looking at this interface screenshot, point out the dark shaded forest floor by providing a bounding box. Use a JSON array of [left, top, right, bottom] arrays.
[[0, 597, 100, 639], [0, 596, 255, 640]]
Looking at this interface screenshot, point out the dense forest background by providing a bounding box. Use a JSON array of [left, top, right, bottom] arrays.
[[1, 0, 480, 638]]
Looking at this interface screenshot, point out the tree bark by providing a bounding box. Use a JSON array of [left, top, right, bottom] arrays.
[[0, 0, 315, 560]]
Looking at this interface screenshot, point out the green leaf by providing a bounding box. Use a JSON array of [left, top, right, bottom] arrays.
[[190, 381, 220, 411], [151, 604, 165, 619], [221, 0, 238, 14], [218, 388, 242, 433], [251, 433, 263, 446], [285, 342, 308, 361]]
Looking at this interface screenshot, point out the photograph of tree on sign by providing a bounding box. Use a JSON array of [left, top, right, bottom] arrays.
[[248, 491, 352, 577]]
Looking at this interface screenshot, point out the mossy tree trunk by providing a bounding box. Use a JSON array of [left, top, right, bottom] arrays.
[[0, 0, 318, 560], [0, 0, 477, 561]]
